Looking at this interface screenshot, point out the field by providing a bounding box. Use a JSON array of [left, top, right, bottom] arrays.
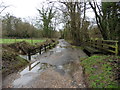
[[0, 38, 45, 44]]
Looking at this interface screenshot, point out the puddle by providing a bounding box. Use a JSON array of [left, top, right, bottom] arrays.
[[51, 61, 79, 77], [57, 65, 63, 69], [3, 39, 87, 88], [12, 61, 54, 88], [12, 59, 80, 87], [13, 75, 36, 88], [39, 63, 54, 70], [51, 45, 65, 53]]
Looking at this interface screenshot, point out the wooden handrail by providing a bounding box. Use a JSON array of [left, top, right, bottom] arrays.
[[28, 42, 57, 71], [27, 42, 57, 61], [86, 39, 119, 55]]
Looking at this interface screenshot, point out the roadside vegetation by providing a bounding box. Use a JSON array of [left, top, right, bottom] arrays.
[[80, 55, 120, 88]]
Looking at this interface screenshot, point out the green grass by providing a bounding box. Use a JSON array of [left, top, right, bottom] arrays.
[[80, 55, 120, 88], [0, 38, 45, 44]]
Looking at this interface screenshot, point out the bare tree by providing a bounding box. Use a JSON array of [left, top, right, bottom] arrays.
[[0, 2, 9, 14], [58, 1, 90, 45]]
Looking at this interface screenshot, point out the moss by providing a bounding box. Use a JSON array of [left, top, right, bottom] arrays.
[[80, 55, 120, 88]]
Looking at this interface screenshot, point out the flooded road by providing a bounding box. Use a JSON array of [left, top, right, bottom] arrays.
[[2, 39, 87, 88]]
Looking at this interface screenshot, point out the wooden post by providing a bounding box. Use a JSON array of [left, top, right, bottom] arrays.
[[94, 40, 96, 48], [28, 51, 31, 61], [28, 50, 31, 71], [39, 46, 42, 54], [115, 42, 118, 55], [29, 62, 31, 71]]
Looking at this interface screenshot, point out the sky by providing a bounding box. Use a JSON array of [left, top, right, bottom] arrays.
[[0, 0, 97, 29], [1, 0, 119, 19], [1, 0, 44, 18], [1, 0, 96, 18]]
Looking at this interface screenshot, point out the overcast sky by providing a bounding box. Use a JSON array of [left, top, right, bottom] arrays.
[[0, 0, 45, 18], [1, 0, 96, 18], [1, 0, 119, 18], [0, 0, 97, 29]]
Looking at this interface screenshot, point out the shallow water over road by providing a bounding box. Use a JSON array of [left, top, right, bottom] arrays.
[[3, 39, 87, 88]]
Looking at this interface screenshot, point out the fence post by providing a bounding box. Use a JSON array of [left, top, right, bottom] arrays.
[[115, 42, 118, 55], [28, 51, 31, 61], [29, 62, 31, 71], [39, 46, 42, 54]]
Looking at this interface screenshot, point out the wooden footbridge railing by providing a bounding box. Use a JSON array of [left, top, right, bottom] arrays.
[[27, 42, 57, 71], [85, 39, 119, 55], [27, 42, 56, 61]]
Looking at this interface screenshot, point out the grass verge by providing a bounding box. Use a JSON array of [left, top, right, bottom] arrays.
[[80, 55, 120, 88], [0, 38, 45, 44]]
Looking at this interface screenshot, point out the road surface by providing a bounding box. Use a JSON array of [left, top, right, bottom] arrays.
[[2, 39, 87, 88]]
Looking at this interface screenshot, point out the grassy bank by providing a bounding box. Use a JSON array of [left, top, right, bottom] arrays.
[[0, 38, 45, 44], [80, 55, 119, 88], [2, 49, 29, 78]]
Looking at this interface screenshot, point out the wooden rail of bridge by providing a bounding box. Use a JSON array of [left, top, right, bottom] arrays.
[[86, 39, 119, 55], [28, 42, 57, 70]]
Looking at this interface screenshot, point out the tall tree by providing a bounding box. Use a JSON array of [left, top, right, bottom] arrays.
[[59, 2, 89, 45], [37, 5, 56, 38], [89, 1, 120, 40]]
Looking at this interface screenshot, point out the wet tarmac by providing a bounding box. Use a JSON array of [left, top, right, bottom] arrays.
[[2, 39, 87, 88]]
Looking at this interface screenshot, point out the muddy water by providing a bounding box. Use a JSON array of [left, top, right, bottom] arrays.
[[2, 39, 87, 88]]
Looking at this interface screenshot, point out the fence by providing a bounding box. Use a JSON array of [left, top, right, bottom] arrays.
[[28, 42, 57, 70], [86, 39, 119, 55]]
